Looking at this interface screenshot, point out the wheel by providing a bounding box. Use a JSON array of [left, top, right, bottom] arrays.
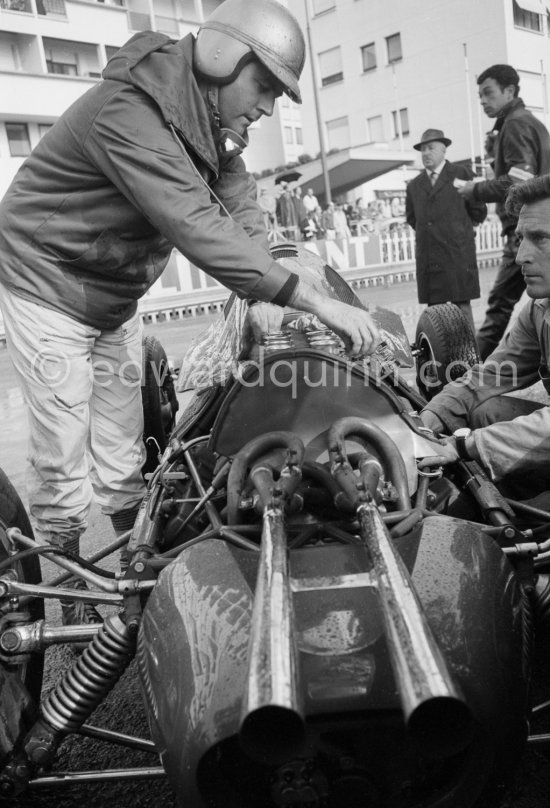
[[414, 304, 479, 401], [142, 335, 179, 476], [0, 467, 44, 767]]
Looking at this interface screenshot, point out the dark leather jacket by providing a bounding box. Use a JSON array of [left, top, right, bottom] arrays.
[[472, 98, 550, 234], [0, 33, 296, 329]]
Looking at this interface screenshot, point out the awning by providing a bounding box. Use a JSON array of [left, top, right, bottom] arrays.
[[258, 144, 416, 205], [515, 0, 546, 14]]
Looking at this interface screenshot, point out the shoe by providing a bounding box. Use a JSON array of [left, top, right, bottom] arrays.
[[61, 578, 103, 650]]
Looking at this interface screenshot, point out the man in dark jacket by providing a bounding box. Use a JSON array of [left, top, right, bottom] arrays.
[[406, 128, 487, 331], [418, 174, 550, 500], [0, 0, 379, 628], [457, 64, 550, 359]]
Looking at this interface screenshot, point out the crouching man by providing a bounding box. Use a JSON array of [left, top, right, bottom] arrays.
[[419, 174, 550, 499]]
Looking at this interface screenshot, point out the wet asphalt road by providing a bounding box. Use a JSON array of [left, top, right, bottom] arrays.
[[3, 271, 550, 807]]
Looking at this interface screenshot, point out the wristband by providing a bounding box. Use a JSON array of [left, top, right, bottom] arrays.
[[453, 427, 472, 460]]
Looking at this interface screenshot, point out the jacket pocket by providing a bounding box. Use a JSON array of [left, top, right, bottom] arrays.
[[60, 229, 170, 280]]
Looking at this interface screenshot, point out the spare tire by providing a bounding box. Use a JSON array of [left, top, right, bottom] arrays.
[[414, 304, 479, 401], [142, 336, 179, 476]]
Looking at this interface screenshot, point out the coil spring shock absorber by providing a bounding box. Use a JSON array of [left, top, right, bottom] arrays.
[[26, 614, 135, 766]]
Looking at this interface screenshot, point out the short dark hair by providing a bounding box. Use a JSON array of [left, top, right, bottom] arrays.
[[506, 174, 550, 217], [477, 64, 520, 97]]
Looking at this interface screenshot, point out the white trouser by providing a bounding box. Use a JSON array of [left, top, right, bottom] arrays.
[[0, 284, 146, 540]]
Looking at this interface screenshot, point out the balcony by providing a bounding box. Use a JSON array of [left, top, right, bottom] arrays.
[[127, 10, 179, 34], [43, 36, 102, 78], [0, 70, 97, 119], [0, 0, 33, 12], [127, 9, 149, 30], [0, 0, 67, 14], [155, 14, 178, 35], [38, 0, 67, 15]]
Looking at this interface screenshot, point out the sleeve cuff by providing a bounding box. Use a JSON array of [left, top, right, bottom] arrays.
[[248, 259, 299, 307], [271, 275, 299, 307]]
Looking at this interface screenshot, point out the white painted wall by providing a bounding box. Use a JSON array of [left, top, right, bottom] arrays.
[[290, 0, 548, 167]]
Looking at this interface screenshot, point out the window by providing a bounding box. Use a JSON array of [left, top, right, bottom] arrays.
[[312, 0, 335, 13], [1, 0, 32, 11], [6, 123, 31, 157], [326, 116, 350, 151], [386, 32, 402, 63], [319, 46, 343, 87], [46, 59, 77, 75], [37, 0, 66, 15], [367, 115, 384, 142], [38, 123, 53, 139], [295, 127, 303, 145], [45, 46, 78, 75], [284, 126, 293, 144], [392, 108, 409, 138], [512, 0, 542, 31], [361, 42, 376, 72]]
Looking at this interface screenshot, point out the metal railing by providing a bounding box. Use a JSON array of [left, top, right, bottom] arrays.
[[127, 11, 178, 33], [127, 9, 149, 30], [39, 0, 66, 14], [0, 221, 506, 338], [0, 0, 32, 12], [379, 218, 503, 266], [380, 226, 415, 265], [154, 14, 178, 34], [0, 0, 67, 14]]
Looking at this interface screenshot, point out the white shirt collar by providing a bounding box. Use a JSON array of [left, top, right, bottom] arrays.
[[426, 159, 446, 178]]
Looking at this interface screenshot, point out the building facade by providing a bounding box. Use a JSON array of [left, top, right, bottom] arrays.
[[0, 0, 305, 197], [290, 0, 550, 200]]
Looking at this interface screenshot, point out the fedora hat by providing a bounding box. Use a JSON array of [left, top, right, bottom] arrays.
[[413, 128, 452, 150]]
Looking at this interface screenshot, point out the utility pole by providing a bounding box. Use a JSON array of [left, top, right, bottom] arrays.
[[463, 43, 477, 174], [304, 0, 331, 204], [474, 74, 487, 178], [541, 57, 549, 131], [391, 62, 408, 184]]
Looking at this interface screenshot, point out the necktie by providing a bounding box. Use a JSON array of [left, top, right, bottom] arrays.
[[430, 171, 437, 186]]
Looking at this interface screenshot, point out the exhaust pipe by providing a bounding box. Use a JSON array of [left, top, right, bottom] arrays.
[[358, 498, 473, 759], [227, 431, 304, 523], [328, 417, 411, 510], [240, 503, 305, 765]]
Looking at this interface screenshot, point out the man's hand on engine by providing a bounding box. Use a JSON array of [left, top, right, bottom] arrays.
[[288, 280, 380, 357], [246, 301, 284, 342], [317, 298, 380, 357]]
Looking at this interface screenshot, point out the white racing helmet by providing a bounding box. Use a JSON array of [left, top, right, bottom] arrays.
[[194, 0, 305, 104]]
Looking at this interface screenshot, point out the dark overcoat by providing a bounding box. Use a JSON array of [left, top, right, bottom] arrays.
[[405, 161, 487, 304]]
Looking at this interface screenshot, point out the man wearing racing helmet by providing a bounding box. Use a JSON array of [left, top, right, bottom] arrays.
[[0, 0, 379, 630]]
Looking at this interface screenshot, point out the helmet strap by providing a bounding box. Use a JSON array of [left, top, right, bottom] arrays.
[[206, 85, 221, 128], [205, 84, 248, 155], [219, 127, 248, 154]]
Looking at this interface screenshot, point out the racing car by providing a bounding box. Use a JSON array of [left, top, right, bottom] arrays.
[[1, 243, 550, 808]]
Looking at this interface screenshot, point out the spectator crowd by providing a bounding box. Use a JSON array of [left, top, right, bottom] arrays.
[[258, 182, 406, 243]]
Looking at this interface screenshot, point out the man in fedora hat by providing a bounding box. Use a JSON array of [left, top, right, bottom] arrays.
[[406, 128, 487, 330]]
